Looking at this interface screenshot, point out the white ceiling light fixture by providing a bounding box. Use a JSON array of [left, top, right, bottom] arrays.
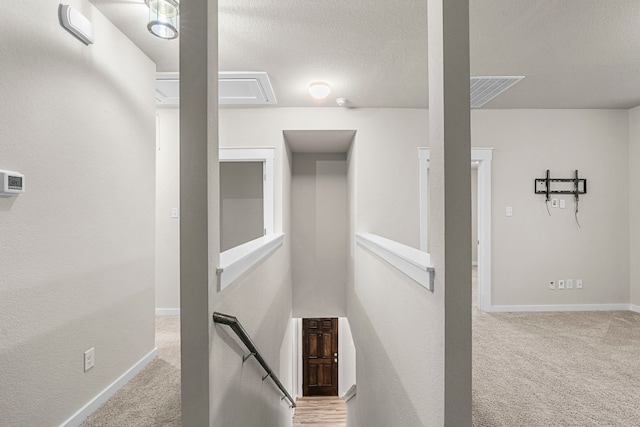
[[308, 82, 331, 99], [145, 0, 179, 40]]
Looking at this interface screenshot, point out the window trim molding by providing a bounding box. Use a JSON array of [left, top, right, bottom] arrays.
[[219, 147, 275, 236], [419, 147, 493, 310]]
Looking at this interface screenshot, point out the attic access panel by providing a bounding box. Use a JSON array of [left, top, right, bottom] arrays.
[[156, 72, 180, 105], [219, 72, 277, 105], [155, 71, 277, 106]]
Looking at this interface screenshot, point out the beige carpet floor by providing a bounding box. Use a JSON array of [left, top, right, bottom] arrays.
[[473, 308, 640, 426], [83, 316, 181, 427], [83, 282, 640, 427]]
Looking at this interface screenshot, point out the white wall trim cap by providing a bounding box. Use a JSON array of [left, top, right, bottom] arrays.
[[490, 303, 631, 313], [344, 384, 357, 402], [630, 304, 640, 314], [60, 348, 158, 427], [356, 232, 434, 291], [218, 233, 284, 290], [156, 308, 180, 316]]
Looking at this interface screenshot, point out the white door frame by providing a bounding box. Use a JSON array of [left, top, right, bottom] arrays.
[[419, 148, 493, 311]]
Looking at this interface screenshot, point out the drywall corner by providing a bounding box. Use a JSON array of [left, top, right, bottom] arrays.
[[629, 107, 640, 306]]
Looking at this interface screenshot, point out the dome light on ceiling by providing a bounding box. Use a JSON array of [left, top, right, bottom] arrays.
[[308, 82, 331, 99]]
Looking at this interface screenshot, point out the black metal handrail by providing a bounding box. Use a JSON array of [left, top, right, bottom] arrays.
[[213, 312, 296, 408]]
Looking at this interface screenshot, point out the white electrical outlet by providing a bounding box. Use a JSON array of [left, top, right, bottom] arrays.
[[558, 279, 565, 290], [566, 279, 573, 289], [506, 206, 513, 217], [84, 347, 95, 372], [549, 280, 556, 290], [551, 198, 559, 208], [576, 279, 583, 289], [559, 199, 566, 209], [171, 208, 179, 218]]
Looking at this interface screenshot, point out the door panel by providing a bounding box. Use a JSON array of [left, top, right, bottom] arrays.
[[303, 318, 338, 396]]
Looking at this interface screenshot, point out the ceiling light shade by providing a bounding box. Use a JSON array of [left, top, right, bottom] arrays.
[[308, 82, 331, 99], [146, 0, 179, 40]]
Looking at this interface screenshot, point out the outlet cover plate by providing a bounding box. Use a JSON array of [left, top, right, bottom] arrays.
[[558, 279, 565, 290], [84, 347, 95, 372], [549, 280, 555, 290]]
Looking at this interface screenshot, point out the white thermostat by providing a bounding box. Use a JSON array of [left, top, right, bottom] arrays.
[[0, 170, 25, 197]]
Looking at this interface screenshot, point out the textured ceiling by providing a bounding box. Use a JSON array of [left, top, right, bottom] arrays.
[[90, 0, 640, 109]]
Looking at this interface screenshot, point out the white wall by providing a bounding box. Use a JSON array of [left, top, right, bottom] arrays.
[[344, 110, 443, 426], [346, 395, 359, 427], [155, 108, 296, 425], [473, 110, 630, 307], [210, 111, 295, 426], [156, 109, 180, 312], [338, 318, 357, 396], [629, 107, 640, 308], [292, 153, 348, 317], [221, 108, 426, 246], [0, 1, 156, 424], [154, 107, 634, 425]]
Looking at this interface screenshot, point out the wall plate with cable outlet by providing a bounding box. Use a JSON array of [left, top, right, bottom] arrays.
[[558, 279, 565, 289], [549, 280, 555, 290]]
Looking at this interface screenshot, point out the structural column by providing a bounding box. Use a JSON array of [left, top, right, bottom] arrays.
[[180, 0, 219, 425], [427, 0, 472, 425]]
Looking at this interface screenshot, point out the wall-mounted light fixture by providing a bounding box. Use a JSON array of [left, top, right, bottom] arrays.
[[308, 82, 331, 99], [59, 4, 94, 45], [145, 0, 179, 40]]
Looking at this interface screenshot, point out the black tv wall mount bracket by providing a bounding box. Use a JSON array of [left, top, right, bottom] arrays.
[[535, 169, 587, 202]]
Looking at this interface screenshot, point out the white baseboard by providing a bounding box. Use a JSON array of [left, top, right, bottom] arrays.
[[630, 304, 640, 313], [61, 348, 158, 427], [489, 303, 631, 313], [156, 308, 180, 316]]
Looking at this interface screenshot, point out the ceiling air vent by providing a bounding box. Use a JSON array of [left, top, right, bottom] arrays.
[[470, 76, 524, 108], [155, 72, 277, 106]]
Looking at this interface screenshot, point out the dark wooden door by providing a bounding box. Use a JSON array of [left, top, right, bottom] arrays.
[[302, 318, 338, 396]]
